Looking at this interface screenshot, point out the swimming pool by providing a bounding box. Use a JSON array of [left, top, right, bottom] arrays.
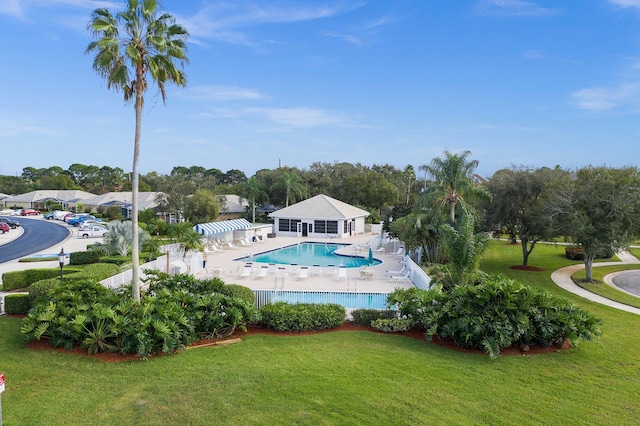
[[237, 242, 381, 268]]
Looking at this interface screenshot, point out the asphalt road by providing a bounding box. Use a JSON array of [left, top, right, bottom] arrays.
[[612, 271, 640, 297], [0, 217, 70, 263]]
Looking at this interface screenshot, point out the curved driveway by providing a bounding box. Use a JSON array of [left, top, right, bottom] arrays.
[[0, 218, 70, 263], [611, 271, 640, 297]]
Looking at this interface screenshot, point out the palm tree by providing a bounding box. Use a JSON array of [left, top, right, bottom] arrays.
[[273, 171, 307, 207], [419, 150, 490, 223], [86, 1, 188, 302], [242, 176, 269, 223]]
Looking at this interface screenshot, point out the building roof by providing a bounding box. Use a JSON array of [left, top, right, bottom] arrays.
[[78, 192, 161, 209], [2, 190, 96, 203], [217, 194, 249, 214], [269, 194, 369, 220]]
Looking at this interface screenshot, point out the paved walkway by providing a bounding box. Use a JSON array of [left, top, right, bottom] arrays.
[[550, 250, 640, 316]]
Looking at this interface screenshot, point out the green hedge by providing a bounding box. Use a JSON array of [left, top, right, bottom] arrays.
[[371, 317, 414, 332], [4, 294, 31, 315], [2, 268, 79, 291], [350, 308, 397, 326], [221, 284, 255, 305], [259, 302, 346, 332], [70, 251, 102, 265]]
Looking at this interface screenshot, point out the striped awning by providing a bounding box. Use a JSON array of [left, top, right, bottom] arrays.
[[194, 218, 252, 235]]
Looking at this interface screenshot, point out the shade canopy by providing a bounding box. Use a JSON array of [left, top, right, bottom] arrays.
[[194, 218, 252, 235]]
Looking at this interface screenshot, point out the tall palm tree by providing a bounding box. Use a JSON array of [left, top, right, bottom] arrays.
[[86, 0, 188, 302], [242, 176, 269, 223], [273, 171, 307, 207], [419, 150, 490, 223]]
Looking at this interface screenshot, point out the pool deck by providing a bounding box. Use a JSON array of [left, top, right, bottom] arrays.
[[195, 234, 413, 293]]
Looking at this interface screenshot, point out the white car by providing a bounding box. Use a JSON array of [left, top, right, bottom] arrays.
[[78, 220, 103, 230], [78, 225, 108, 238], [53, 210, 72, 220]]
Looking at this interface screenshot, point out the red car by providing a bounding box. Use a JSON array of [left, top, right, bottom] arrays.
[[20, 209, 39, 216], [0, 222, 9, 233]]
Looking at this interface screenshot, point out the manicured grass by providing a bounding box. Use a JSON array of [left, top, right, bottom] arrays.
[[571, 265, 640, 309], [1, 241, 640, 424]]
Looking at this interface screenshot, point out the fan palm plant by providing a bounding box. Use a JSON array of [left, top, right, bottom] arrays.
[[419, 150, 490, 223], [86, 0, 189, 302]]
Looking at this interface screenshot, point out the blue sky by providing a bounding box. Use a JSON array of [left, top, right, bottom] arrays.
[[2, 0, 640, 179]]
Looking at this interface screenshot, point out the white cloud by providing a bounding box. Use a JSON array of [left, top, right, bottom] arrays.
[[475, 0, 560, 17], [185, 85, 268, 101], [196, 106, 354, 128], [181, 1, 364, 46], [571, 83, 640, 111], [246, 107, 349, 128], [522, 49, 545, 59], [321, 31, 363, 46], [609, 0, 640, 8], [0, 0, 24, 18]]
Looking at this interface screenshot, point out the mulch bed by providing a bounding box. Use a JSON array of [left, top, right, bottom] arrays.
[[18, 319, 570, 362], [510, 265, 545, 272]]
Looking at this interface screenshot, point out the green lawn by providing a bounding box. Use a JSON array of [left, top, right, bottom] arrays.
[[1, 242, 640, 425], [572, 264, 640, 309]]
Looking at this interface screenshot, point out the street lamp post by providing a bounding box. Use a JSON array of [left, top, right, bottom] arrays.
[[58, 248, 65, 281]]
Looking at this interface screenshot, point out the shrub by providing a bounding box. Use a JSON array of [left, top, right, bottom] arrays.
[[565, 245, 614, 260], [70, 251, 102, 265], [221, 284, 255, 305], [389, 276, 602, 359], [260, 302, 345, 332], [28, 278, 60, 303], [565, 245, 584, 260], [351, 308, 397, 327], [99, 255, 132, 265], [22, 273, 259, 358], [371, 317, 414, 332], [4, 294, 31, 314], [2, 269, 78, 291]]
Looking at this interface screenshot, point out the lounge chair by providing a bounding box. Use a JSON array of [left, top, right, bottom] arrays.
[[297, 266, 309, 280], [238, 265, 252, 278], [386, 265, 406, 276], [255, 266, 269, 279], [311, 265, 322, 276], [337, 266, 348, 281], [390, 270, 411, 282], [268, 263, 277, 275]]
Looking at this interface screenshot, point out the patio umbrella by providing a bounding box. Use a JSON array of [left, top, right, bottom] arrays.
[[368, 248, 373, 265]]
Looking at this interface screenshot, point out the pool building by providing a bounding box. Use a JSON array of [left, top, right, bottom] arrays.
[[269, 194, 369, 238]]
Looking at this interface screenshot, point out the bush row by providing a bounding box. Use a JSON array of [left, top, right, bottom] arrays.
[[21, 273, 258, 359], [2, 268, 80, 291], [350, 308, 397, 326], [387, 276, 602, 359], [259, 302, 345, 332], [4, 294, 30, 315]]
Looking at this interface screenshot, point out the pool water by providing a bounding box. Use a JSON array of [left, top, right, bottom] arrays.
[[238, 242, 381, 268]]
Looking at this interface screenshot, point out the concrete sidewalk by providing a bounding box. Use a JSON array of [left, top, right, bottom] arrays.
[[550, 251, 640, 316]]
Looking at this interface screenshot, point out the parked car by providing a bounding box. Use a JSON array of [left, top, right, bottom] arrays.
[[0, 222, 9, 233], [53, 211, 72, 221], [0, 217, 20, 229], [68, 215, 99, 227], [0, 208, 15, 215], [79, 225, 108, 238], [20, 209, 39, 216], [78, 220, 103, 230], [43, 211, 57, 220]]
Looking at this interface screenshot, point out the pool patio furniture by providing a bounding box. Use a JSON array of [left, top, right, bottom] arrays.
[[390, 270, 411, 283]]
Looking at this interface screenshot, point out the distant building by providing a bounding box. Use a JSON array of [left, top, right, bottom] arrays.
[[2, 190, 96, 210], [269, 194, 369, 238]]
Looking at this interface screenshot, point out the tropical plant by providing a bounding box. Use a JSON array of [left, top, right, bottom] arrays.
[[419, 150, 490, 222], [272, 171, 307, 207], [242, 176, 269, 223], [86, 0, 189, 302], [101, 220, 151, 256], [439, 213, 491, 288]]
